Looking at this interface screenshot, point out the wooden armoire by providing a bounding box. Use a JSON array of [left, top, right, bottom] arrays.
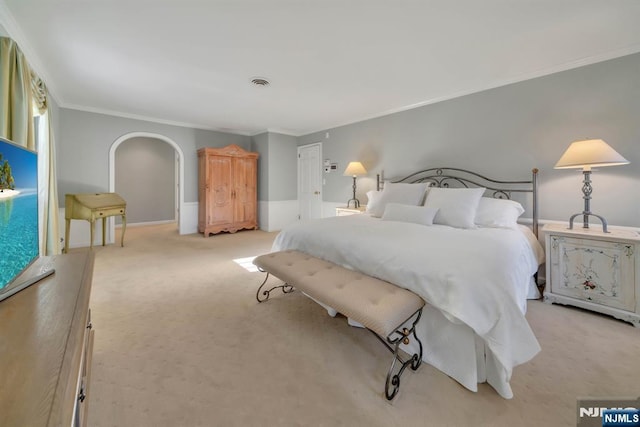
[[197, 145, 259, 236]]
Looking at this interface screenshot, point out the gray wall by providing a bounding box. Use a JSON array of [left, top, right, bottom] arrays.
[[298, 53, 640, 227], [252, 132, 269, 200], [57, 109, 251, 206], [115, 137, 175, 224], [251, 132, 297, 201], [267, 133, 297, 201]]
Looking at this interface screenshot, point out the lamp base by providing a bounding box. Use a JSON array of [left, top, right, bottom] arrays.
[[346, 198, 360, 209], [347, 176, 360, 209], [568, 212, 609, 233], [567, 169, 609, 233]]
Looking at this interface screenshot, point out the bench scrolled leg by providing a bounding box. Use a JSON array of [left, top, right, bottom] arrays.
[[383, 308, 424, 400], [256, 270, 295, 303]]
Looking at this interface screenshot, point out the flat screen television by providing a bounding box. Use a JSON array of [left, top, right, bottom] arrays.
[[0, 137, 53, 302]]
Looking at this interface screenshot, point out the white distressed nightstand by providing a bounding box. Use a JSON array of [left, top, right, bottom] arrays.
[[335, 206, 367, 216], [543, 223, 640, 327]]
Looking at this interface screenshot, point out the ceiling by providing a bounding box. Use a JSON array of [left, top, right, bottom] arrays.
[[2, 1, 640, 136]]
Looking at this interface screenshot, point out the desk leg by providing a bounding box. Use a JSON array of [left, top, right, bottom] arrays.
[[89, 220, 95, 250], [64, 219, 70, 254], [102, 217, 106, 246], [121, 214, 126, 247]]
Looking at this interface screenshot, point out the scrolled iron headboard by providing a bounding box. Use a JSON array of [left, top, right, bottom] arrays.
[[377, 167, 539, 238]]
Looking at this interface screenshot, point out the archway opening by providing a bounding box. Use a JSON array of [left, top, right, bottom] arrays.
[[109, 132, 185, 243]]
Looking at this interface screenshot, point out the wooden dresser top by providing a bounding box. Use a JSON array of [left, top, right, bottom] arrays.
[[0, 251, 94, 427]]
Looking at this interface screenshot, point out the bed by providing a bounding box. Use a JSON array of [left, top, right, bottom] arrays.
[[271, 167, 545, 399]]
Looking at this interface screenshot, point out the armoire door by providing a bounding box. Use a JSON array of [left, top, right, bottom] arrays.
[[207, 155, 234, 226], [233, 157, 257, 226]]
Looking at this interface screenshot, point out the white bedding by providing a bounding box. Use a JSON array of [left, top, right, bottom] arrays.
[[272, 214, 544, 398]]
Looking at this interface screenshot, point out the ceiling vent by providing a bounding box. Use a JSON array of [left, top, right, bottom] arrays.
[[251, 77, 270, 86]]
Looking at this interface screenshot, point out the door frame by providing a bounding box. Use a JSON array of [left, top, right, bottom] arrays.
[[297, 142, 323, 219], [175, 151, 180, 222], [109, 132, 185, 241]]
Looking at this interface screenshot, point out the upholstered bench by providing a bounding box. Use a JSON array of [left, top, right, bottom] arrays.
[[253, 250, 425, 400]]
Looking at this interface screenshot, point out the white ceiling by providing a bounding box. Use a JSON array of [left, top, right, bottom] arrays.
[[2, 1, 640, 136]]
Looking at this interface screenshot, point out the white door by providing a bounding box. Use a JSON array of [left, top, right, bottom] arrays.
[[298, 143, 322, 220]]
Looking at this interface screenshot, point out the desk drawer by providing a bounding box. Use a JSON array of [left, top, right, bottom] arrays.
[[93, 207, 125, 218]]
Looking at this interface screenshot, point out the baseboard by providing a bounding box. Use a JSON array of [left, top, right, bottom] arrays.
[[116, 220, 176, 228]]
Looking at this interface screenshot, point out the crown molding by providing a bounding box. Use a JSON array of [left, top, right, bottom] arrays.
[[248, 128, 300, 137], [266, 128, 299, 137], [61, 103, 253, 136]]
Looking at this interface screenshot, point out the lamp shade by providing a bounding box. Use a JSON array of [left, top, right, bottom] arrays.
[[343, 161, 367, 176], [554, 139, 629, 170]]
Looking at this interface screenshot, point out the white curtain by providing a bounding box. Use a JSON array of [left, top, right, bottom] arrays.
[[35, 109, 60, 255]]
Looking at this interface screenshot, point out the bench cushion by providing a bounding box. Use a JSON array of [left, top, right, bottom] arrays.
[[253, 250, 425, 337]]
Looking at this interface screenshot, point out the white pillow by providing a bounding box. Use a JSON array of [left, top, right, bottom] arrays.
[[365, 190, 382, 215], [368, 182, 430, 217], [381, 203, 439, 226], [424, 187, 485, 229], [475, 197, 525, 229]]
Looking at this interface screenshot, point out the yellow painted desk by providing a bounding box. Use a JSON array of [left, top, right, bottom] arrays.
[[65, 193, 126, 253]]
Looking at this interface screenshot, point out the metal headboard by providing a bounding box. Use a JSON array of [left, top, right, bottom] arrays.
[[377, 167, 539, 238]]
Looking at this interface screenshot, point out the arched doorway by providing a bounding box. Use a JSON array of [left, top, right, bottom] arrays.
[[108, 132, 186, 243]]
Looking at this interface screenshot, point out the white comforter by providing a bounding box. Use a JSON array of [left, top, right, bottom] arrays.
[[272, 214, 543, 398]]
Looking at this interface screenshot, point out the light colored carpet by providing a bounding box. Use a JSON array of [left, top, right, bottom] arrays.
[[84, 223, 640, 427]]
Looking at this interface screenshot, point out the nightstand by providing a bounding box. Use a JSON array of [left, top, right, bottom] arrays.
[[543, 223, 640, 327], [335, 206, 367, 216]]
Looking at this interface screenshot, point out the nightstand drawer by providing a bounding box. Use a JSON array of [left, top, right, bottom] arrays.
[[549, 235, 636, 311]]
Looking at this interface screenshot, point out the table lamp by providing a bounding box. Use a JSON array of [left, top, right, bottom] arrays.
[[343, 161, 367, 208], [554, 138, 629, 233]]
